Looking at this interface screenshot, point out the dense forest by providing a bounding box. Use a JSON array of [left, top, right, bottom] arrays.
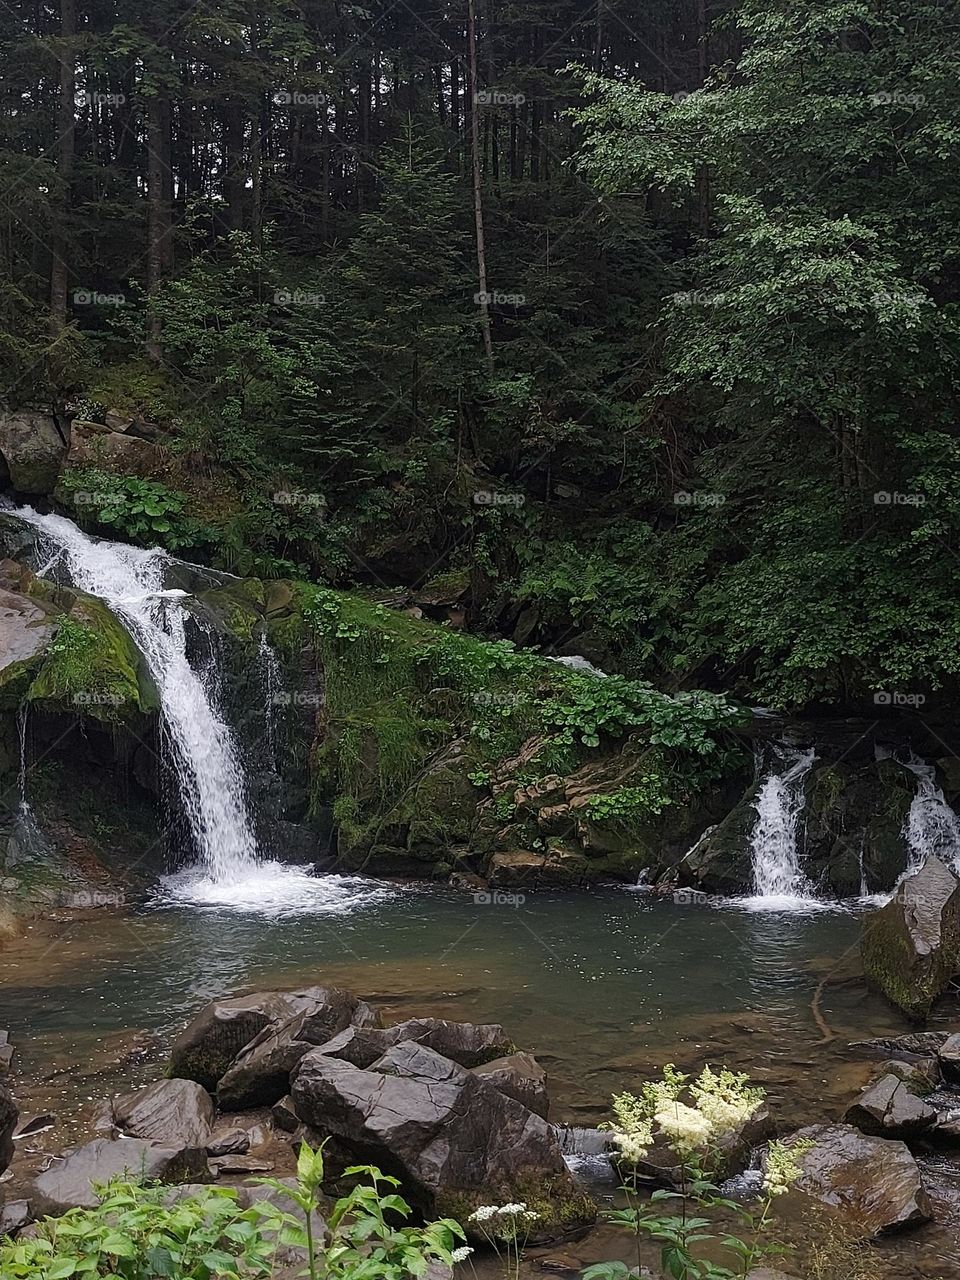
[[2, 0, 959, 712]]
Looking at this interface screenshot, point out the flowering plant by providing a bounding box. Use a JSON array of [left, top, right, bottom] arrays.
[[467, 1202, 541, 1280]]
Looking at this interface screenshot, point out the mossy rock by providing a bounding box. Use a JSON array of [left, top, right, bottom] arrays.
[[27, 596, 157, 721], [437, 1172, 596, 1245], [199, 581, 265, 640]]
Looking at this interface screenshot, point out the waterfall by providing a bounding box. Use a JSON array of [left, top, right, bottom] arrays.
[[898, 751, 960, 875], [5, 506, 398, 915], [747, 745, 818, 904], [10, 506, 260, 882]]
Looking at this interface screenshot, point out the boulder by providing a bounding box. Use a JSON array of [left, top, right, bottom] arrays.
[[66, 421, 158, 472], [843, 1074, 938, 1138], [30, 1138, 209, 1215], [313, 1017, 512, 1072], [937, 1032, 960, 1085], [291, 1040, 595, 1239], [784, 1123, 932, 1237], [0, 589, 56, 701], [471, 1052, 549, 1119], [853, 1032, 949, 1059], [215, 988, 380, 1111], [873, 1058, 940, 1094], [0, 1077, 17, 1176], [170, 988, 360, 1091], [860, 857, 960, 1021], [0, 410, 67, 494], [111, 1079, 215, 1147]]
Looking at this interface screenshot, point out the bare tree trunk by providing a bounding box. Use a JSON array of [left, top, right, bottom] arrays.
[[467, 0, 494, 375], [146, 86, 170, 361], [50, 0, 76, 336]]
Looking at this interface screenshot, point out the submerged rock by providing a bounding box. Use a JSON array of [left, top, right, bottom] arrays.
[[30, 1138, 209, 1215], [844, 1074, 938, 1138], [860, 857, 960, 1021], [784, 1123, 932, 1237], [291, 1040, 595, 1240], [111, 1078, 215, 1147]]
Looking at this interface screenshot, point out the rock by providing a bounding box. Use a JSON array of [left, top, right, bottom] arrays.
[[853, 1032, 949, 1058], [784, 1123, 932, 1237], [13, 1113, 56, 1140], [0, 1030, 13, 1075], [209, 1155, 274, 1176], [111, 1079, 215, 1147], [861, 857, 960, 1021], [937, 1032, 960, 1084], [0, 1199, 30, 1234], [291, 1040, 595, 1239], [874, 1058, 940, 1094], [104, 410, 134, 432], [206, 1127, 251, 1157], [487, 849, 588, 889], [471, 1052, 549, 1119], [844, 1074, 938, 1137], [0, 590, 56, 698], [0, 410, 68, 493], [30, 1138, 210, 1215], [170, 989, 324, 1091], [537, 1254, 583, 1275], [0, 1078, 16, 1176], [216, 987, 380, 1110], [314, 1017, 512, 1071], [66, 421, 158, 471], [271, 1095, 300, 1133]]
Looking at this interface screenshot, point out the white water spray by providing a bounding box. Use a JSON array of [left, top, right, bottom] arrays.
[[897, 751, 960, 875], [746, 745, 818, 907], [11, 506, 260, 882]]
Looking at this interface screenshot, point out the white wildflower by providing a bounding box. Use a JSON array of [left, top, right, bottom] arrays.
[[654, 1101, 712, 1155], [690, 1066, 764, 1140], [451, 1246, 474, 1262], [496, 1202, 527, 1215], [468, 1205, 499, 1222], [763, 1139, 813, 1198]]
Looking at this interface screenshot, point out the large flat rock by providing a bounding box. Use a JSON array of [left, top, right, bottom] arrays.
[[30, 1137, 209, 1215]]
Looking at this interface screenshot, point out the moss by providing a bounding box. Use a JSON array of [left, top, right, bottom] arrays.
[[199, 582, 264, 640], [438, 1172, 596, 1243], [27, 598, 157, 721]]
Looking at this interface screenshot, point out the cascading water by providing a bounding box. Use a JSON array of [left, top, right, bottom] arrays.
[[11, 506, 259, 882], [5, 506, 394, 915], [897, 751, 960, 875], [745, 745, 818, 908]]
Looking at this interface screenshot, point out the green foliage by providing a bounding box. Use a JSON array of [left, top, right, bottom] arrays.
[[28, 604, 149, 718], [58, 469, 207, 552], [582, 780, 673, 822]]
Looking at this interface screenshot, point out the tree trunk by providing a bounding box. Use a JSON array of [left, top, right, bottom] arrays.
[[146, 87, 169, 361], [49, 0, 76, 336], [467, 0, 494, 374]]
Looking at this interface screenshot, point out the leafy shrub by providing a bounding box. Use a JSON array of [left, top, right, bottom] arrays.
[[59, 469, 210, 552]]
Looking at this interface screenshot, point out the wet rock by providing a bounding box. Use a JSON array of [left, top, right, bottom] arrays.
[[0, 589, 56, 701], [13, 1113, 56, 1140], [315, 1017, 513, 1071], [30, 1138, 209, 1215], [66, 421, 158, 472], [486, 848, 589, 889], [291, 1040, 595, 1239], [271, 1095, 300, 1133], [471, 1052, 549, 1119], [216, 988, 380, 1111], [874, 1058, 940, 1094], [0, 1199, 30, 1234], [937, 1032, 960, 1084], [0, 410, 68, 493], [209, 1154, 274, 1176], [860, 857, 960, 1021], [111, 1079, 215, 1148], [205, 1127, 250, 1157], [0, 1077, 16, 1176], [853, 1032, 950, 1059], [170, 988, 342, 1091], [0, 1030, 13, 1075], [784, 1123, 932, 1237], [844, 1074, 938, 1137]]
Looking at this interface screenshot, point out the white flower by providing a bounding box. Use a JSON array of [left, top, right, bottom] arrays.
[[522, 1210, 540, 1221], [496, 1202, 527, 1215], [654, 1101, 712, 1154], [451, 1246, 474, 1262], [763, 1139, 812, 1198], [689, 1066, 764, 1140], [468, 1205, 499, 1222]]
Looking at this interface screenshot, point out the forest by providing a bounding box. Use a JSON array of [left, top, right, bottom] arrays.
[[3, 4, 960, 1280], [3, 0, 958, 711]]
